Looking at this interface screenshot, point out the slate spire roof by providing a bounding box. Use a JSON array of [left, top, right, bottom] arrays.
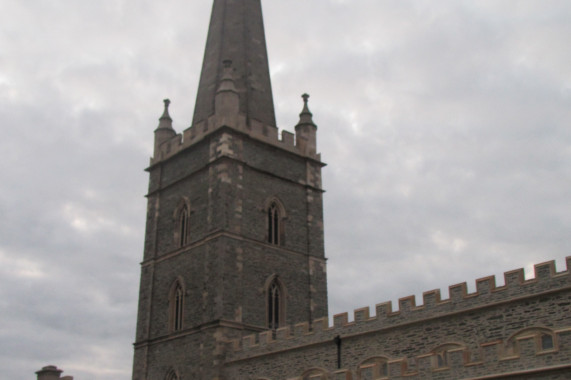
[[192, 0, 277, 127]]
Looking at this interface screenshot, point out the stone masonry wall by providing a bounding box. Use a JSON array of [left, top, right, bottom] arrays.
[[223, 258, 571, 379]]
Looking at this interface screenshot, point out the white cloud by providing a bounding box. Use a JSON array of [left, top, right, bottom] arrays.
[[0, 249, 45, 279], [430, 230, 467, 253]]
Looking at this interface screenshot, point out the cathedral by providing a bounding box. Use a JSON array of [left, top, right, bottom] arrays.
[[33, 1, 571, 379], [126, 1, 571, 379]]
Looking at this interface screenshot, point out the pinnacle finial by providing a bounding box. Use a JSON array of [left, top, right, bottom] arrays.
[[297, 93, 315, 126], [301, 93, 311, 115], [160, 98, 172, 121], [156, 98, 174, 133], [295, 93, 318, 154]]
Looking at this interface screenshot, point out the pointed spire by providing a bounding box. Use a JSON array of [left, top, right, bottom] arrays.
[[193, 0, 276, 127], [297, 93, 316, 126]]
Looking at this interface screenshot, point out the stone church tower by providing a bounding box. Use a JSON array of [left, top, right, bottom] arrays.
[[132, 0, 328, 378]]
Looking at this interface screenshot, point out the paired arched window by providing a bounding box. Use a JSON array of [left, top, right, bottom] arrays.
[[506, 327, 556, 354], [357, 356, 389, 378], [169, 280, 184, 332], [174, 198, 191, 248], [300, 368, 330, 380], [266, 276, 285, 330], [431, 343, 465, 369], [266, 198, 285, 245]]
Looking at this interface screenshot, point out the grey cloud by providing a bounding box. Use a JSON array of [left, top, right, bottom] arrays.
[[2, 0, 571, 378]]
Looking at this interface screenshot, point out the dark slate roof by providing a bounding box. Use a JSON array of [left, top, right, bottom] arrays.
[[192, 0, 277, 127]]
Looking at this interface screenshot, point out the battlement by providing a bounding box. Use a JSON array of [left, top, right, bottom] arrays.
[[228, 257, 571, 358], [151, 106, 321, 167]]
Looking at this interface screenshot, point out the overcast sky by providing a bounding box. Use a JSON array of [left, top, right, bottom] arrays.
[[2, 0, 571, 379]]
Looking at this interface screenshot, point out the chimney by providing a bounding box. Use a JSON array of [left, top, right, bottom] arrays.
[[35, 365, 73, 380]]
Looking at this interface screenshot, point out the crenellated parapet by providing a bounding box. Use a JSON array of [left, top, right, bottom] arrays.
[[150, 107, 321, 165], [226, 257, 571, 361], [150, 112, 319, 166], [151, 76, 322, 167]]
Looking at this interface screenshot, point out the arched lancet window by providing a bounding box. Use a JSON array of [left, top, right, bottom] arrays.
[[169, 280, 184, 332], [265, 198, 285, 245], [174, 198, 191, 248], [268, 202, 280, 245], [541, 332, 554, 350], [179, 206, 189, 247], [268, 280, 280, 329], [266, 276, 286, 330]]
